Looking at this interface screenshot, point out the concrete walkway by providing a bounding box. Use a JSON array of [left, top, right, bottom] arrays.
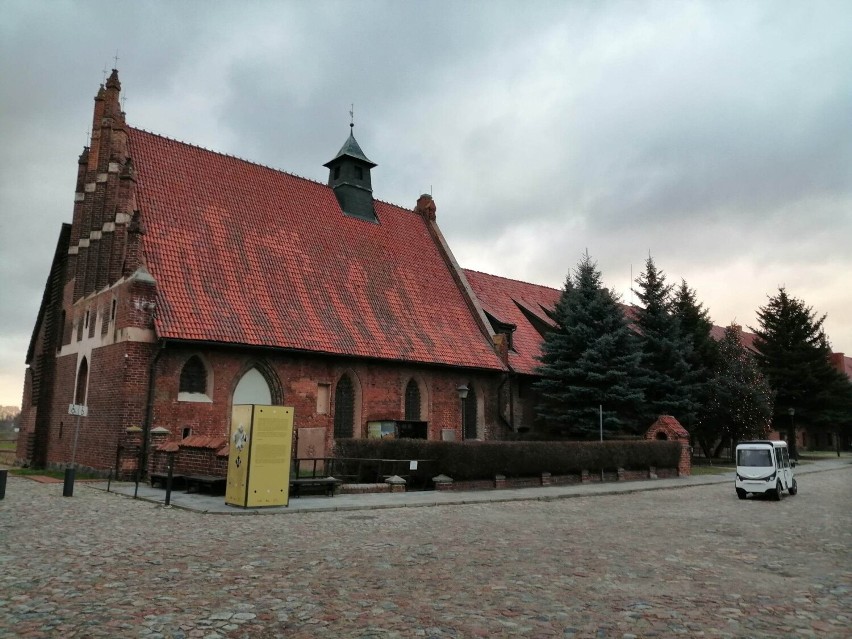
[[90, 457, 851, 515]]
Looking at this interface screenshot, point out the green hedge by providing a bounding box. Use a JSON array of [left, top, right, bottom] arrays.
[[334, 439, 681, 481]]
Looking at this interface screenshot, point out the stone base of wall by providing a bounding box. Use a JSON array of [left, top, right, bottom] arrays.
[[436, 467, 678, 492], [338, 483, 390, 495], [447, 479, 495, 492]]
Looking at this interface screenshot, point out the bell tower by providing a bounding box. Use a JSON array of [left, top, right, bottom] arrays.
[[323, 122, 377, 222]]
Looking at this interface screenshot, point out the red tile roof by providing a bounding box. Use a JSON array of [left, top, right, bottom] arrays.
[[180, 435, 228, 449], [710, 325, 757, 351], [463, 271, 796, 376], [128, 128, 504, 371], [463, 270, 561, 375], [649, 415, 689, 438]]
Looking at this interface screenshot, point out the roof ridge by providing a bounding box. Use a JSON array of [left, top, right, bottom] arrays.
[[464, 268, 561, 292], [128, 125, 415, 216], [128, 125, 324, 188]]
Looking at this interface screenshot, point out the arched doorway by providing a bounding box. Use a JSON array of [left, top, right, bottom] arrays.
[[233, 367, 272, 405]]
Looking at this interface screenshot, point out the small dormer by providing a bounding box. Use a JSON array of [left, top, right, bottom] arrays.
[[323, 124, 378, 222]]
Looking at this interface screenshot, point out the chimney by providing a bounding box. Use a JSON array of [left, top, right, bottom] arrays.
[[415, 194, 436, 221]]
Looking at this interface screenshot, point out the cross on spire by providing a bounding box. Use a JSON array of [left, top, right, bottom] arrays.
[[349, 103, 354, 130], [102, 65, 108, 84], [113, 50, 120, 69]]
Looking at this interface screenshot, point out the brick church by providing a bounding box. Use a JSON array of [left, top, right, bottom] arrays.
[[17, 70, 560, 476]]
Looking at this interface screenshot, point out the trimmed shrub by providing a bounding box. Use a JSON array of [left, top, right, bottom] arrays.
[[334, 439, 681, 482]]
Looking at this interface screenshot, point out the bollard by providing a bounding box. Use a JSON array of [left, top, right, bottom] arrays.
[[0, 469, 7, 500], [164, 458, 174, 507], [63, 467, 76, 497]]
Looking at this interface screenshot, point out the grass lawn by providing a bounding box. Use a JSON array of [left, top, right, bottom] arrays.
[[0, 440, 16, 450], [799, 450, 849, 459], [690, 464, 735, 476]]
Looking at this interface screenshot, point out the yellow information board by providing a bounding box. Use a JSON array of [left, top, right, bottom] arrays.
[[225, 404, 294, 508]]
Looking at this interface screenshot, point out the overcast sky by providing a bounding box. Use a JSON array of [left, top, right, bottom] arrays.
[[1, 0, 851, 407]]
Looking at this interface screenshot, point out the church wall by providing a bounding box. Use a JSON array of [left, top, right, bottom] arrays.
[[19, 262, 159, 473], [149, 347, 503, 470], [37, 341, 154, 474]]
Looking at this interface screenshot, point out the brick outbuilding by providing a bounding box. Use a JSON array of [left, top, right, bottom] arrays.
[[645, 415, 691, 476]]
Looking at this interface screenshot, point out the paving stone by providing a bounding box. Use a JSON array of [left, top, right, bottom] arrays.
[[0, 466, 850, 638]]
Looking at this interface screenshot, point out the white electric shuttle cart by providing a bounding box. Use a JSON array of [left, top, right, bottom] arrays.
[[735, 440, 797, 500]]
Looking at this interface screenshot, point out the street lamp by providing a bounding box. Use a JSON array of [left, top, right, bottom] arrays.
[[788, 408, 797, 460], [457, 385, 469, 440]]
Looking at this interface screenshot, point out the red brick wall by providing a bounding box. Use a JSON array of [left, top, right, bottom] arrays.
[[22, 323, 504, 476], [36, 341, 154, 473], [147, 348, 503, 476], [172, 447, 228, 477]]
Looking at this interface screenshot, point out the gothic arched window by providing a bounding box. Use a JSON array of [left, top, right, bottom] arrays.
[[464, 383, 478, 440], [404, 379, 421, 420], [334, 375, 355, 438], [179, 356, 207, 395], [75, 357, 89, 405]]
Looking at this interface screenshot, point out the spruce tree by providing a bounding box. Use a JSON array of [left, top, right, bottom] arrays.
[[672, 279, 719, 373], [534, 252, 645, 438], [700, 326, 774, 457], [752, 288, 849, 458], [633, 257, 697, 426], [672, 279, 719, 436]]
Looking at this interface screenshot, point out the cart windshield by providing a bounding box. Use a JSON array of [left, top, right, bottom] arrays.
[[737, 448, 773, 467]]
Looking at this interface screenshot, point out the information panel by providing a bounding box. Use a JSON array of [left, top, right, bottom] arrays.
[[225, 405, 294, 508], [225, 404, 253, 506]]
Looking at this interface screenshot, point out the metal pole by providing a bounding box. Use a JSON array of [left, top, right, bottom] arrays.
[[134, 460, 140, 499], [70, 411, 83, 466], [109, 443, 122, 493], [787, 408, 799, 461], [63, 411, 83, 497], [599, 405, 603, 442], [164, 453, 174, 506]]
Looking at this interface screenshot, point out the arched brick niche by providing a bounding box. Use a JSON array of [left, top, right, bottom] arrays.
[[645, 415, 691, 476]]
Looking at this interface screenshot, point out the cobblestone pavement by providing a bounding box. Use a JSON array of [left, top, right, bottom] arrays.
[[1, 467, 850, 639]]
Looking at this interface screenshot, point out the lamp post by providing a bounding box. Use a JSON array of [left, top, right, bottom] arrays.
[[457, 384, 469, 441], [788, 408, 797, 460]]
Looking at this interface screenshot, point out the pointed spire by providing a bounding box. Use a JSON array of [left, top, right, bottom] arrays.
[[100, 69, 124, 124], [325, 129, 376, 168], [106, 68, 121, 91]]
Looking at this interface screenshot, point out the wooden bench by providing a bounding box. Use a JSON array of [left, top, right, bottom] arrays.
[[150, 472, 186, 490], [290, 477, 341, 498], [184, 474, 227, 496]]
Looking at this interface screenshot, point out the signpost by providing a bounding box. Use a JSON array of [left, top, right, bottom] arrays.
[[64, 403, 88, 497]]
